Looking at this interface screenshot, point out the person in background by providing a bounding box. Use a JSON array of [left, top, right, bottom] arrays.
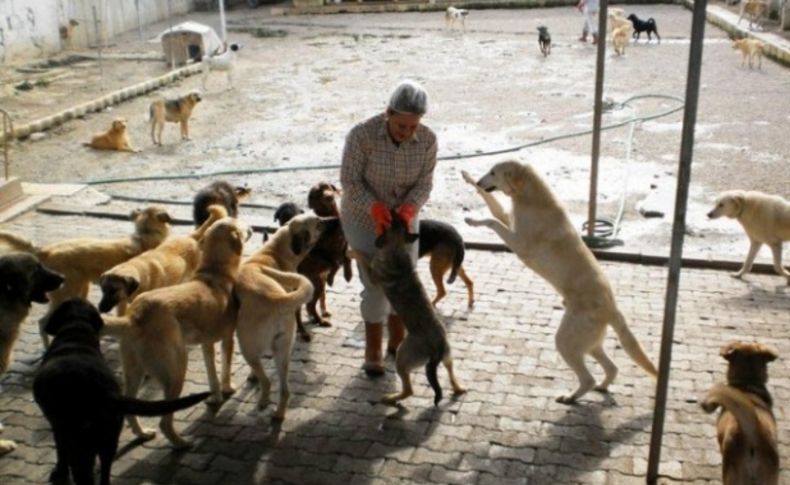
[[577, 0, 600, 45]]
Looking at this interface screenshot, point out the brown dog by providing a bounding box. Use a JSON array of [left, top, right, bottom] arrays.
[[701, 341, 779, 485], [149, 91, 202, 146], [0, 207, 172, 347], [101, 217, 251, 448], [192, 180, 251, 226], [418, 219, 474, 309], [84, 118, 139, 152]]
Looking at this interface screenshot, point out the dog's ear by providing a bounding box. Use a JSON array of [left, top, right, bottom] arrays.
[[291, 230, 308, 255], [730, 193, 745, 215], [504, 164, 528, 193], [123, 276, 140, 297], [130, 209, 142, 221], [720, 342, 740, 361], [330, 184, 340, 194], [229, 227, 244, 255]]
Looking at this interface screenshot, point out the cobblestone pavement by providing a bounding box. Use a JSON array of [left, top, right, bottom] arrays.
[[0, 207, 788, 484]]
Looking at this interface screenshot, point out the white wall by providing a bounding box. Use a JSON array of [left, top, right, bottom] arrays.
[[0, 0, 194, 64]]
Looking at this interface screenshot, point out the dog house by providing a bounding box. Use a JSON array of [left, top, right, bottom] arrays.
[[158, 21, 223, 66]]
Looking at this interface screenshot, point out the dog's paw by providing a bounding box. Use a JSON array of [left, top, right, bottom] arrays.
[[222, 384, 237, 397], [0, 439, 17, 456], [730, 272, 745, 280], [464, 217, 484, 227], [555, 395, 577, 405], [135, 428, 157, 441], [460, 170, 477, 186], [298, 330, 312, 342], [594, 385, 610, 393]]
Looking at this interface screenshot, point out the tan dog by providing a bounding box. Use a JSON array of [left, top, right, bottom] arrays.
[[701, 342, 779, 485], [0, 207, 172, 347], [149, 91, 202, 146], [612, 25, 630, 56], [462, 161, 657, 403], [98, 205, 227, 315], [83, 118, 139, 152], [738, 0, 768, 30], [707, 190, 790, 283], [235, 214, 339, 421], [608, 9, 631, 34], [101, 217, 251, 448], [731, 38, 766, 69]]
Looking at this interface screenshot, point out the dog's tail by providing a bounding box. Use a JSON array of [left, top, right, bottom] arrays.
[[117, 391, 211, 416], [701, 383, 761, 444], [447, 243, 465, 284], [100, 314, 133, 338], [191, 204, 228, 239], [250, 267, 315, 311], [0, 231, 39, 255], [609, 310, 658, 378]]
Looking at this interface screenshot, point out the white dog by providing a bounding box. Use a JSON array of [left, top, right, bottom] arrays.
[[707, 190, 790, 284], [462, 161, 657, 403], [201, 42, 242, 90], [445, 6, 469, 31]]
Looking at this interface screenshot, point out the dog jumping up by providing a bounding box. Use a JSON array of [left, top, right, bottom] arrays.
[[201, 42, 242, 90], [627, 14, 661, 43], [537, 26, 551, 57], [445, 6, 469, 31]]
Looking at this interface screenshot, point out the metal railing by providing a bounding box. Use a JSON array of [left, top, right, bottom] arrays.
[[0, 108, 13, 181]]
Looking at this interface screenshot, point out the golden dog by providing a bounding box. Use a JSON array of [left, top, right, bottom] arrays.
[[731, 38, 765, 69], [149, 91, 202, 146], [738, 0, 767, 30], [462, 161, 657, 403], [612, 25, 630, 56], [0, 207, 172, 347], [701, 341, 779, 485], [235, 214, 338, 421], [101, 217, 250, 448], [84, 117, 139, 152]]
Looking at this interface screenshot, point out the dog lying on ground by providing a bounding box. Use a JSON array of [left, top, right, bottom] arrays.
[[445, 6, 469, 31], [707, 190, 789, 283], [462, 162, 657, 403], [83, 118, 140, 153], [537, 26, 551, 57], [0, 207, 172, 347], [235, 213, 338, 420], [731, 38, 766, 69], [149, 90, 202, 146], [418, 219, 474, 309], [0, 253, 63, 456], [356, 211, 465, 406], [101, 217, 251, 448], [34, 299, 210, 485], [99, 205, 227, 315], [201, 42, 242, 90], [612, 25, 630, 56], [738, 0, 768, 30], [192, 180, 251, 226], [627, 14, 661, 43], [701, 341, 779, 485]]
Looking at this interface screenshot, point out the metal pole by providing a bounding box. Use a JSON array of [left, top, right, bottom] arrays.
[[1, 109, 12, 181], [646, 0, 708, 481], [91, 5, 104, 91], [135, 0, 144, 41], [219, 0, 227, 43], [587, 0, 608, 238], [167, 0, 176, 71]]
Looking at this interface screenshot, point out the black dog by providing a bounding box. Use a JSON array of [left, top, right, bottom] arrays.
[[33, 298, 210, 485], [627, 14, 661, 43], [192, 180, 251, 226], [418, 219, 475, 309], [537, 26, 551, 57], [273, 202, 304, 228]]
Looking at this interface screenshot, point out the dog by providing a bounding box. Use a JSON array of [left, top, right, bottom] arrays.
[[201, 42, 242, 90], [355, 211, 465, 405], [149, 90, 202, 146], [273, 202, 304, 227], [235, 214, 339, 420], [707, 190, 790, 283], [701, 341, 779, 485], [738, 0, 768, 30], [193, 180, 251, 227], [627, 14, 661, 43], [98, 205, 227, 315], [0, 253, 63, 456], [731, 38, 766, 69], [608, 9, 631, 34], [0, 207, 172, 347], [462, 161, 657, 403], [83, 117, 139, 153], [445, 6, 469, 31], [418, 219, 474, 309], [59, 19, 79, 51], [33, 299, 210, 485], [612, 24, 630, 56], [537, 26, 551, 57], [100, 217, 251, 448]]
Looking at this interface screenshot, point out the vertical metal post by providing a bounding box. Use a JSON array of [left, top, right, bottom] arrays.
[[587, 0, 608, 238], [219, 0, 227, 43], [167, 0, 176, 71], [135, 0, 144, 41], [647, 0, 708, 482], [91, 5, 104, 91], [1, 109, 13, 181]]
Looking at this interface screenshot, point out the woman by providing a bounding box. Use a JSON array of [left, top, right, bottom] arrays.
[[340, 80, 438, 376]]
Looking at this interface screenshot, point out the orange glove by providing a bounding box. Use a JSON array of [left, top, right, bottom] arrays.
[[397, 203, 417, 230], [370, 201, 392, 236]]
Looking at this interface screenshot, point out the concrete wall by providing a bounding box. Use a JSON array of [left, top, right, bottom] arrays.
[[0, 0, 194, 64]]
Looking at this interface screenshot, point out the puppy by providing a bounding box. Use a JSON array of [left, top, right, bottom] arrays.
[[537, 26, 551, 57], [101, 217, 251, 448], [357, 211, 465, 405], [201, 42, 242, 90], [707, 190, 789, 283], [0, 254, 63, 456], [701, 341, 779, 485], [0, 207, 172, 347], [445, 6, 469, 31], [149, 90, 202, 146], [627, 14, 661, 43], [235, 214, 339, 420], [462, 162, 657, 403], [612, 24, 630, 56], [418, 219, 474, 308], [738, 0, 768, 30], [192, 180, 251, 226], [34, 299, 210, 485], [83, 117, 139, 152], [731, 38, 766, 69]]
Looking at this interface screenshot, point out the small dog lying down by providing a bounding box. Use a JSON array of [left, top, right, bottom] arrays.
[[627, 13, 661, 43], [83, 117, 139, 153], [731, 38, 766, 69], [34, 299, 209, 485], [357, 211, 466, 406], [701, 341, 779, 485], [445, 6, 469, 30], [418, 219, 474, 309], [537, 26, 551, 57], [707, 190, 789, 283], [201, 42, 242, 90], [192, 180, 251, 226]]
